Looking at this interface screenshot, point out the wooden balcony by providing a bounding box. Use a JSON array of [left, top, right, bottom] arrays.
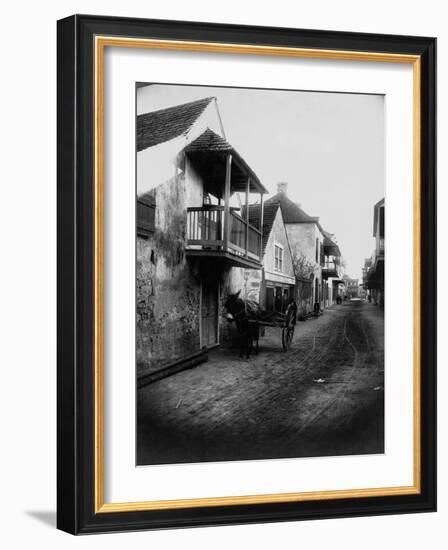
[[183, 131, 267, 269], [186, 205, 262, 269], [322, 259, 341, 279]]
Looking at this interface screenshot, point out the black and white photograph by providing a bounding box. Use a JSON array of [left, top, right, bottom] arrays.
[[135, 83, 385, 466]]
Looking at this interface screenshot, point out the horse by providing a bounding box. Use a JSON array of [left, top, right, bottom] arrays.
[[224, 291, 260, 359]]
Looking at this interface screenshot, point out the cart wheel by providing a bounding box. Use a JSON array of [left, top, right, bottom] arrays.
[[282, 303, 297, 351]]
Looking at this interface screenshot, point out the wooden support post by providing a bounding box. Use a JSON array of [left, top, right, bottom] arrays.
[[259, 192, 264, 258], [245, 177, 250, 257], [217, 197, 223, 245], [223, 154, 232, 251]]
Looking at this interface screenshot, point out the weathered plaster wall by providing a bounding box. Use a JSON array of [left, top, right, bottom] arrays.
[[242, 269, 264, 304], [136, 173, 202, 377], [295, 278, 313, 318], [285, 222, 322, 268], [136, 163, 252, 371], [285, 222, 323, 304], [185, 156, 204, 207], [136, 98, 228, 376]]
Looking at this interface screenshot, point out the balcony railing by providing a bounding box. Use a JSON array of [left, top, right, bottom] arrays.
[[186, 205, 224, 245], [322, 260, 338, 271], [321, 259, 341, 278], [187, 206, 261, 260]]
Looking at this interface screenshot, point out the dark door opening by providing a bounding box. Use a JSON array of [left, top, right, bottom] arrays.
[[201, 279, 219, 348]]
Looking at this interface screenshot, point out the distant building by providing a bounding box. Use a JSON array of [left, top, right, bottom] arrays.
[[343, 275, 360, 299], [266, 183, 343, 314], [363, 198, 385, 307], [358, 284, 367, 300], [322, 230, 345, 306], [265, 183, 324, 313]]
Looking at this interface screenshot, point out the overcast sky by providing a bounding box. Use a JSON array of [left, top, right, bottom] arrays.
[[138, 84, 384, 279]]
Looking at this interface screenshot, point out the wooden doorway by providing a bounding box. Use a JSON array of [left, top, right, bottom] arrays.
[[201, 279, 219, 348]]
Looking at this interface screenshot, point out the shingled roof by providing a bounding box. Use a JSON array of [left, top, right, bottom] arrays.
[[185, 128, 268, 193], [322, 230, 341, 256], [265, 191, 319, 224], [184, 127, 233, 154], [137, 97, 215, 152], [243, 202, 282, 256]]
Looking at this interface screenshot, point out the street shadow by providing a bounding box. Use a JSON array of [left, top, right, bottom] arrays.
[[26, 510, 56, 528]]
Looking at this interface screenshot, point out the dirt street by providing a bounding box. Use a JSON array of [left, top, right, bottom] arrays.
[[137, 300, 384, 465]]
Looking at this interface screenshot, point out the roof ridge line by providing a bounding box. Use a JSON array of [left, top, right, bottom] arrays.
[[137, 96, 216, 151], [138, 96, 215, 118]]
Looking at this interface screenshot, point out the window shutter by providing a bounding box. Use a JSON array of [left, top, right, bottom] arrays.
[[137, 195, 155, 237]]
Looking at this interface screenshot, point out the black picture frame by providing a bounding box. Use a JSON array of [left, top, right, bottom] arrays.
[[57, 14, 436, 534]]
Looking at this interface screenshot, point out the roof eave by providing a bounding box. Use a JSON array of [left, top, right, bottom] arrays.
[[230, 152, 267, 194]]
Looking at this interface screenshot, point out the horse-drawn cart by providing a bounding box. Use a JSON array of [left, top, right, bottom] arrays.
[[250, 301, 298, 351], [225, 292, 298, 357]]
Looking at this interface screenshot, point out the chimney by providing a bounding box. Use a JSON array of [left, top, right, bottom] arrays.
[[277, 182, 288, 195]]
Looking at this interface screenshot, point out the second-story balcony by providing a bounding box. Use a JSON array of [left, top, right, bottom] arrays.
[[186, 205, 262, 269], [322, 259, 341, 279], [183, 128, 268, 270], [322, 231, 342, 279]]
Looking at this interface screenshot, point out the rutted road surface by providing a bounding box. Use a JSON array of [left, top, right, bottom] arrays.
[[137, 300, 384, 465]]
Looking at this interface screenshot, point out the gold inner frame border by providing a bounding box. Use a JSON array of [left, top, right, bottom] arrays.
[[94, 35, 421, 513]]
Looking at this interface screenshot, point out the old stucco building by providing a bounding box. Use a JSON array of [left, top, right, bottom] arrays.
[[363, 197, 385, 307], [136, 93, 267, 378], [266, 183, 324, 313]]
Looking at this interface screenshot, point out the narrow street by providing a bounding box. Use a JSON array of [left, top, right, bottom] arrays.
[[137, 300, 384, 465]]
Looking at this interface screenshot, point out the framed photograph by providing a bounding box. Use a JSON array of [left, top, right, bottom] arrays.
[[57, 14, 436, 534]]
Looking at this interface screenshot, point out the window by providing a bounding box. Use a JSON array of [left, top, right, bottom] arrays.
[[315, 238, 319, 263], [137, 195, 156, 237], [274, 244, 283, 272]]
